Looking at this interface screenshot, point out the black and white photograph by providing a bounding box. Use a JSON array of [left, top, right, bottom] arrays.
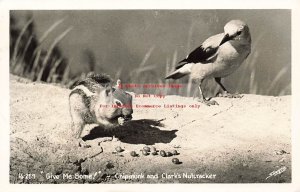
[[1, 0, 299, 191]]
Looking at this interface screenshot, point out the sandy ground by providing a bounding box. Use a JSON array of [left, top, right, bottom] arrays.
[[9, 75, 291, 183]]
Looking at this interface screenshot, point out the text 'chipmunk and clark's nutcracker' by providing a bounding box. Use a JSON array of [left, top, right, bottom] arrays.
[[166, 20, 252, 106]]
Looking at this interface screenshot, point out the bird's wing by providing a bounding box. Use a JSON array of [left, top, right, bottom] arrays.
[[176, 33, 224, 70]]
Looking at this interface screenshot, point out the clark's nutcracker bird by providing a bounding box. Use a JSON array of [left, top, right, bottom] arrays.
[[165, 20, 251, 106]]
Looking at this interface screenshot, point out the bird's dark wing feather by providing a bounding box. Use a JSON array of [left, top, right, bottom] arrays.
[[176, 33, 223, 70], [176, 45, 218, 70]]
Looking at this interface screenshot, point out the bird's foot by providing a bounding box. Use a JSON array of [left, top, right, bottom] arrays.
[[216, 91, 243, 98], [197, 98, 219, 106]]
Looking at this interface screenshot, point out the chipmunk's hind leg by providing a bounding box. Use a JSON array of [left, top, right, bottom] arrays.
[[69, 93, 91, 148]]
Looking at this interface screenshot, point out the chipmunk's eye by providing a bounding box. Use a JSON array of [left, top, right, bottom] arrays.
[[237, 31, 242, 35], [105, 88, 111, 96], [115, 100, 123, 107]]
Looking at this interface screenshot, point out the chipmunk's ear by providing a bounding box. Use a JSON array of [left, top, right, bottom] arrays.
[[116, 79, 122, 89], [125, 91, 135, 97]]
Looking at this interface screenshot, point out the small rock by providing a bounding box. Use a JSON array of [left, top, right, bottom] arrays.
[[143, 146, 151, 152], [172, 158, 180, 164], [166, 152, 173, 157], [151, 146, 157, 152], [160, 150, 166, 157], [142, 150, 149, 156], [130, 151, 137, 157], [115, 146, 123, 152], [172, 150, 178, 155]]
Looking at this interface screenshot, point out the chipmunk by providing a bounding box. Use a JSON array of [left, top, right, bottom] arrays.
[[69, 73, 133, 147]]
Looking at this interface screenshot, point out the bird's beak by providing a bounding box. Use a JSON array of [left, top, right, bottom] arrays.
[[219, 33, 231, 46]]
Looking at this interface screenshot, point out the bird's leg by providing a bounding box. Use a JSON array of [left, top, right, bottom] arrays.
[[215, 77, 242, 98], [197, 83, 218, 106]]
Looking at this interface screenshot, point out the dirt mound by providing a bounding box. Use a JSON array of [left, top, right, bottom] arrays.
[[10, 75, 291, 183]]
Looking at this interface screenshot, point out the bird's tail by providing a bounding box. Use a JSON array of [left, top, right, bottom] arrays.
[[165, 64, 192, 79], [178, 58, 187, 64], [165, 71, 187, 79]]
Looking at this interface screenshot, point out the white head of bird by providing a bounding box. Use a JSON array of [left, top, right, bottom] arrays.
[[220, 20, 251, 46]]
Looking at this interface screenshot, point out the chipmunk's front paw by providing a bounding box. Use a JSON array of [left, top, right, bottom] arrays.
[[118, 117, 125, 125], [78, 139, 91, 148], [118, 115, 132, 125]]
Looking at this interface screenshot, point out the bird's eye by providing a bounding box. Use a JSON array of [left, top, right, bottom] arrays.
[[237, 31, 242, 35]]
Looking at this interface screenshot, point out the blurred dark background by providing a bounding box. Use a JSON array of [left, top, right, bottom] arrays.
[[10, 10, 291, 96]]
